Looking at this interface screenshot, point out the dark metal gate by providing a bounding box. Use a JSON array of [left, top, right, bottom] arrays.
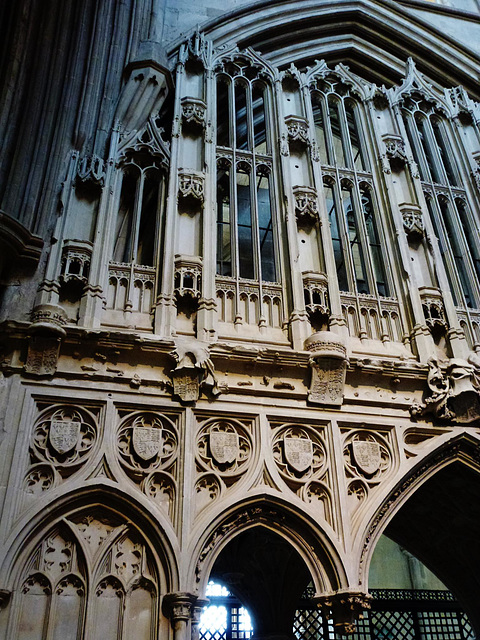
[[199, 589, 475, 640]]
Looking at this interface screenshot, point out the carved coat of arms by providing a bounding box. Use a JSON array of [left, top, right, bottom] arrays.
[[49, 420, 81, 454], [132, 427, 162, 460], [284, 437, 313, 473], [210, 432, 239, 464], [352, 441, 381, 475]]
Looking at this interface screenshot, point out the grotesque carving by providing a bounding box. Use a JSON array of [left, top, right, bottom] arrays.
[[304, 331, 348, 406], [170, 340, 219, 402], [411, 355, 480, 424]]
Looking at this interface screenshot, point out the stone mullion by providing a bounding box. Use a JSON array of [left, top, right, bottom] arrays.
[[81, 127, 122, 328], [197, 67, 217, 343], [363, 97, 411, 340], [328, 417, 351, 559], [275, 74, 310, 349], [179, 407, 196, 560], [302, 81, 346, 337], [154, 62, 184, 337]]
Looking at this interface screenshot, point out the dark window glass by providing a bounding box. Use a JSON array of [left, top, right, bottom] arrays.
[[136, 172, 158, 266], [456, 199, 480, 282], [329, 98, 346, 167], [235, 83, 249, 150], [311, 93, 328, 164], [342, 186, 369, 293], [361, 188, 387, 296], [417, 117, 442, 183], [217, 167, 232, 276], [216, 79, 230, 147], [113, 171, 137, 262], [403, 114, 425, 180], [345, 102, 365, 170], [237, 171, 254, 279], [324, 184, 348, 291], [432, 119, 458, 186], [439, 199, 474, 307], [257, 173, 275, 282], [252, 84, 267, 153]]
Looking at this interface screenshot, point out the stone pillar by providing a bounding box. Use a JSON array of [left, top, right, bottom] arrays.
[[314, 590, 372, 634], [163, 592, 198, 640], [191, 598, 209, 640]]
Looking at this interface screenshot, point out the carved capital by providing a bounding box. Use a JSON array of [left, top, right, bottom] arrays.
[[382, 134, 407, 166], [163, 592, 198, 622], [314, 590, 372, 634]]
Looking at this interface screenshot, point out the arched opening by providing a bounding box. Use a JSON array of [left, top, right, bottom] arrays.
[[204, 527, 312, 640], [381, 462, 480, 634]]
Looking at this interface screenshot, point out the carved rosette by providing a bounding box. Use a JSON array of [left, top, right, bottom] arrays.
[[285, 115, 309, 146], [117, 413, 178, 508], [314, 590, 372, 635], [181, 97, 207, 129], [23, 462, 57, 496], [400, 204, 423, 242], [178, 170, 205, 205], [196, 418, 253, 487], [29, 405, 99, 479], [293, 186, 319, 224], [304, 331, 348, 406]]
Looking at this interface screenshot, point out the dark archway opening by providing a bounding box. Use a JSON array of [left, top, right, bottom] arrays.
[[384, 462, 480, 634], [208, 527, 311, 640]]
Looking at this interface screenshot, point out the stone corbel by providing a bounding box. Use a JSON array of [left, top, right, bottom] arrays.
[[304, 331, 348, 406], [170, 339, 220, 402], [181, 97, 207, 131], [24, 304, 68, 376], [285, 115, 309, 147], [400, 203, 423, 242], [293, 186, 319, 225], [382, 134, 407, 168], [163, 592, 198, 640], [314, 590, 372, 634], [76, 154, 106, 188], [178, 170, 205, 205]]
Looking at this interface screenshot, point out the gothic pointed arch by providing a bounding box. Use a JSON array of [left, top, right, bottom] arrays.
[[359, 432, 480, 630], [190, 495, 348, 598]]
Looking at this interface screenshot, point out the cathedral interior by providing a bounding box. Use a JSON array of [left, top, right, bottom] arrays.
[[1, 0, 480, 638]]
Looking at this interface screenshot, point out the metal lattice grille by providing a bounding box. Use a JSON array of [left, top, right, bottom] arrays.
[[418, 611, 464, 640], [294, 607, 326, 640], [370, 611, 415, 640]]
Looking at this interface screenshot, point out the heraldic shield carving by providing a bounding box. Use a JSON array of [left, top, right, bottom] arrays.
[[351, 441, 381, 476], [284, 437, 314, 473], [210, 432, 239, 465], [132, 427, 163, 461], [49, 420, 81, 455]]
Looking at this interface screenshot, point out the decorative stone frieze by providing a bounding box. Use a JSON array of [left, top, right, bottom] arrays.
[[411, 355, 480, 424], [76, 154, 106, 187], [400, 203, 423, 241], [304, 331, 348, 406], [314, 590, 372, 635], [181, 97, 207, 129], [170, 339, 220, 402], [60, 240, 92, 284], [178, 170, 205, 204], [174, 254, 202, 299], [303, 271, 329, 316], [293, 185, 319, 224], [285, 115, 309, 146], [418, 286, 448, 334]]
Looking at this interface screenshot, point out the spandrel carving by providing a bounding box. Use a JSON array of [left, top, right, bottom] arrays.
[[196, 418, 252, 484]]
